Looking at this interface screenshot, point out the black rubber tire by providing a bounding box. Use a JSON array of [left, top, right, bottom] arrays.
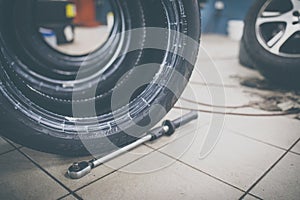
[[238, 36, 255, 69], [243, 0, 300, 87], [0, 0, 201, 156]]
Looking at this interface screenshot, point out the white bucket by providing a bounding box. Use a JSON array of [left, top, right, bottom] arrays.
[[227, 20, 244, 41]]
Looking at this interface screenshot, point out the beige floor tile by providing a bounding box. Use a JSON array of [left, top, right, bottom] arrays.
[[193, 57, 261, 87], [21, 144, 152, 191], [0, 151, 68, 200], [59, 194, 78, 200], [103, 145, 153, 171], [225, 115, 300, 150], [0, 137, 14, 154], [243, 194, 262, 200], [160, 126, 284, 190], [77, 151, 243, 200], [180, 86, 262, 113], [191, 60, 236, 87], [251, 153, 300, 200], [228, 107, 274, 115], [199, 35, 239, 61]]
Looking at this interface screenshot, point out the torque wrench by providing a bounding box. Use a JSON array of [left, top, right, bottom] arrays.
[[67, 111, 198, 179]]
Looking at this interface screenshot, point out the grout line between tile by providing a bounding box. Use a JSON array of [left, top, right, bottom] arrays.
[[0, 147, 22, 156], [3, 137, 83, 200], [248, 193, 264, 200], [74, 169, 118, 193], [57, 193, 82, 200], [57, 193, 71, 200], [239, 137, 300, 200], [290, 150, 300, 156], [228, 128, 288, 152], [71, 192, 83, 200], [144, 143, 246, 194], [145, 124, 250, 194], [72, 123, 210, 192], [72, 145, 155, 193]]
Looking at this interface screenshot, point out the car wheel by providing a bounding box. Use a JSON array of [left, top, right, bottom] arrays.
[[0, 0, 201, 156], [243, 0, 300, 87]]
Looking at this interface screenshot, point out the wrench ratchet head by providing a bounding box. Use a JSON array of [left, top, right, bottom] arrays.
[[67, 161, 92, 179]]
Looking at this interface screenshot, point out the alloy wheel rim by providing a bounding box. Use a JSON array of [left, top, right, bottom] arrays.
[[255, 0, 300, 58]]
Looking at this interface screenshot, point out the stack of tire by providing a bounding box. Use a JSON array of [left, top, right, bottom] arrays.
[[0, 0, 201, 156]]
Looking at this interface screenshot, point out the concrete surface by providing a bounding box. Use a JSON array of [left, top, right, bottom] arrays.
[[1, 35, 299, 200]]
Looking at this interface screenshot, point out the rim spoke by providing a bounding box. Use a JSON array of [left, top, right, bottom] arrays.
[[269, 25, 297, 54], [262, 11, 281, 17], [267, 30, 284, 47], [256, 11, 291, 26]]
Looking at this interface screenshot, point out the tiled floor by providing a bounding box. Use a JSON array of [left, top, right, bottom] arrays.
[[1, 35, 299, 200]]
